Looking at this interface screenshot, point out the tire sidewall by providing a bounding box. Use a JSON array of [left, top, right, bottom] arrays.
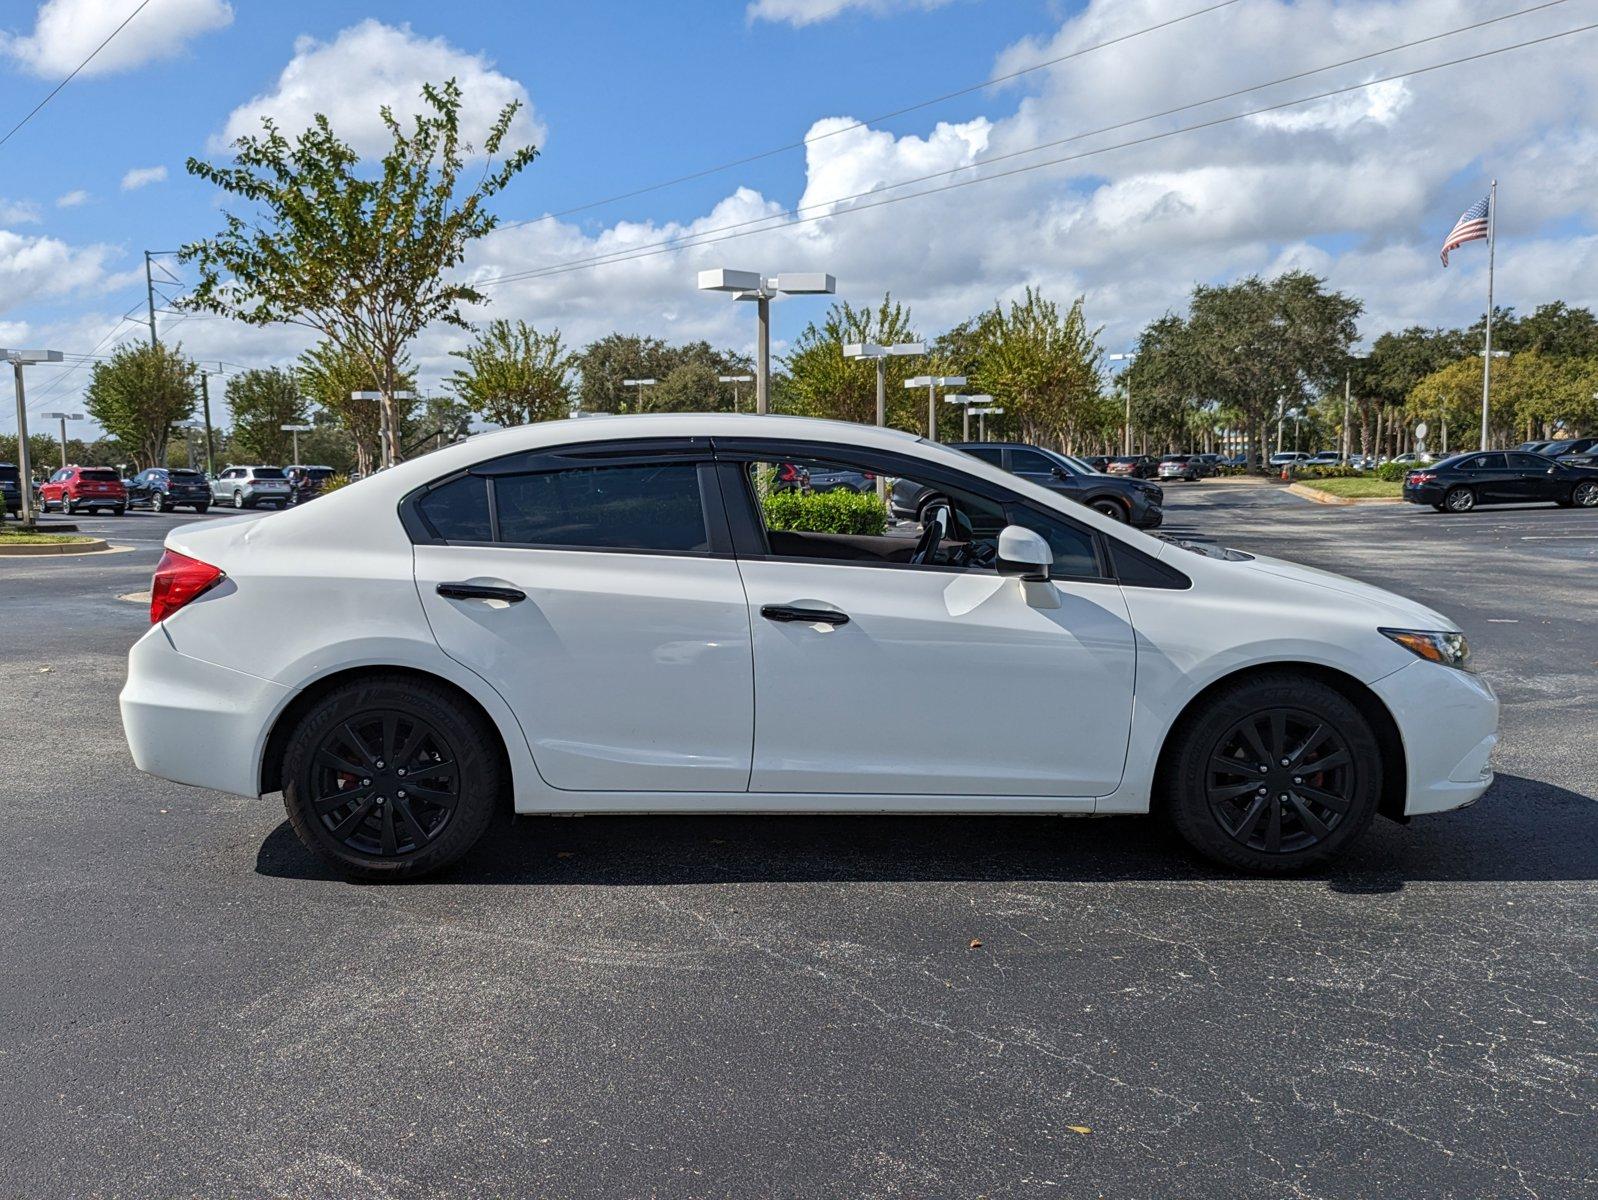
[[1445, 487, 1474, 513], [1164, 673, 1382, 872], [282, 677, 502, 880]]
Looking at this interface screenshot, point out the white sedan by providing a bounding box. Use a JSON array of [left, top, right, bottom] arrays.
[[120, 415, 1498, 880]]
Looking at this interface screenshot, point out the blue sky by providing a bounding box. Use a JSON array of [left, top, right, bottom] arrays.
[[2, 0, 1595, 433]]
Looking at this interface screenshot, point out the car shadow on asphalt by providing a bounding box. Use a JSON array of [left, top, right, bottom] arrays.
[[254, 773, 1595, 890]]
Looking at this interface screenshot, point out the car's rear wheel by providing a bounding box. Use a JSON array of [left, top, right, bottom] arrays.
[[1443, 486, 1475, 513], [282, 676, 503, 881], [233, 490, 245, 509], [194, 504, 209, 515], [157, 494, 171, 513], [1162, 672, 1381, 872], [1572, 481, 1598, 508], [1090, 497, 1129, 522]]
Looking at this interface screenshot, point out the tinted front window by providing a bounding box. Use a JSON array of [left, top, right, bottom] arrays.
[[1507, 453, 1549, 470], [416, 474, 492, 542], [495, 463, 708, 552], [1008, 449, 1058, 474]]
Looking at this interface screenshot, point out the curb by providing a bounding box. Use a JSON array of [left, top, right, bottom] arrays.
[[1286, 482, 1403, 507], [0, 537, 113, 556]]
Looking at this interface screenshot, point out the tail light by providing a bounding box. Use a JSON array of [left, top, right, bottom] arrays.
[[150, 549, 224, 624], [1409, 471, 1436, 483]]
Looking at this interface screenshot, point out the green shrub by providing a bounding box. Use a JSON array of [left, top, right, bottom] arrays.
[[763, 489, 888, 535], [320, 473, 352, 494], [1298, 465, 1360, 479], [1372, 462, 1409, 482]]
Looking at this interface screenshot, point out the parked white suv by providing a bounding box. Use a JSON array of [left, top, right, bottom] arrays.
[[211, 465, 292, 509], [121, 415, 1498, 880]]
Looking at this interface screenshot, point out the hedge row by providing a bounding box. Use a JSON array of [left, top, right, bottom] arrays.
[[762, 489, 889, 535]]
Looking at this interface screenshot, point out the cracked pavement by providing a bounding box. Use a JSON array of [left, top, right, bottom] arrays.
[[1, 484, 1594, 1199]]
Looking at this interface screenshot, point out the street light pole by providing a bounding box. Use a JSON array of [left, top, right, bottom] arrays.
[[280, 423, 313, 465], [843, 341, 926, 430], [904, 375, 965, 442], [1108, 352, 1135, 454], [39, 411, 83, 469], [718, 374, 754, 413], [969, 405, 1005, 440], [3, 348, 64, 527], [698, 269, 836, 415], [621, 378, 657, 411], [943, 393, 992, 441]]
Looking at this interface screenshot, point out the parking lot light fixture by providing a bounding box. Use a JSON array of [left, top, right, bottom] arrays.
[[943, 393, 992, 441], [621, 378, 658, 412], [699, 268, 836, 415], [280, 423, 313, 465], [843, 341, 925, 429], [3, 348, 64, 527], [39, 411, 84, 470], [1108, 351, 1137, 455], [968, 404, 1004, 440], [717, 374, 754, 413], [904, 375, 965, 442]]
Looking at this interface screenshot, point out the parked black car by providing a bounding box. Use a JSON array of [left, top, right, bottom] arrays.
[[1544, 436, 1598, 460], [1082, 455, 1112, 472], [0, 462, 20, 518], [804, 464, 876, 493], [286, 464, 337, 504], [1403, 450, 1598, 512], [127, 467, 212, 513], [892, 442, 1163, 528]]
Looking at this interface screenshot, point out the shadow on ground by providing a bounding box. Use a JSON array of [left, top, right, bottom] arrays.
[[255, 773, 1595, 890]]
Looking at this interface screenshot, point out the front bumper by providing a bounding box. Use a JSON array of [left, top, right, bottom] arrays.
[[1133, 504, 1164, 530], [1370, 659, 1499, 815], [120, 624, 290, 798]]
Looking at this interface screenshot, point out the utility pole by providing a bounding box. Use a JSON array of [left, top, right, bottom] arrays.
[[144, 250, 159, 348], [198, 366, 221, 476], [1341, 371, 1352, 463], [1479, 179, 1497, 451]]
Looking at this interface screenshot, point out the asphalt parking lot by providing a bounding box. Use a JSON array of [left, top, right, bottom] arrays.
[[2, 482, 1594, 1200]]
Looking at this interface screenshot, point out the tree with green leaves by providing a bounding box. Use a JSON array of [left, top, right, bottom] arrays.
[[965, 288, 1104, 449], [82, 342, 198, 468], [224, 368, 309, 464], [180, 78, 538, 465], [448, 319, 575, 427], [297, 341, 416, 475], [574, 333, 673, 413], [783, 294, 925, 428], [650, 361, 725, 412]]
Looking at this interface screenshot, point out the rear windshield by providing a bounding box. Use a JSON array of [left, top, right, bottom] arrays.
[[250, 467, 286, 479], [169, 469, 205, 480], [0, 465, 17, 482], [303, 467, 335, 480], [81, 469, 120, 482]]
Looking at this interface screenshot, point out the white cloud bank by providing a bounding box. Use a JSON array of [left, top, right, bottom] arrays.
[[215, 20, 545, 158], [747, 0, 957, 27], [120, 165, 167, 190], [1, 0, 232, 77]]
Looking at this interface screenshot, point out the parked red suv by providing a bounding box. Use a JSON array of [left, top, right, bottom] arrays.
[[39, 465, 127, 515]]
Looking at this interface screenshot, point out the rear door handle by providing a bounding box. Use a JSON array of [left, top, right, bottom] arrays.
[[761, 604, 850, 625], [437, 582, 526, 603]]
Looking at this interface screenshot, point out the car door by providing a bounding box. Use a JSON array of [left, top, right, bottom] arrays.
[[1006, 446, 1077, 497], [1465, 453, 1515, 502], [719, 440, 1136, 800], [1505, 453, 1558, 501], [407, 441, 755, 793]]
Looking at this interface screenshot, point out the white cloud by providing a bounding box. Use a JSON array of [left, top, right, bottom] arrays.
[[748, 0, 957, 27], [120, 165, 167, 191], [1, 0, 232, 78], [0, 229, 124, 313], [216, 20, 544, 159], [55, 189, 90, 208], [0, 199, 42, 224]]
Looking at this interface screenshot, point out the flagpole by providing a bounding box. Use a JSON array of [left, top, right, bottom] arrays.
[[1479, 179, 1497, 450]]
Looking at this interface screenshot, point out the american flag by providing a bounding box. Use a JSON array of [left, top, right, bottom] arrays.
[[1441, 195, 1490, 266]]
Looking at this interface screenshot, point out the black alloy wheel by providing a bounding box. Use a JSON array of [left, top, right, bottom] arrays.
[[309, 711, 460, 859], [1444, 486, 1475, 513], [1163, 672, 1381, 872], [1204, 709, 1354, 855], [282, 675, 503, 880]]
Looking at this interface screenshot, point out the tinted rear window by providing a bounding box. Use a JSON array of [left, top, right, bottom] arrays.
[[81, 469, 120, 482], [250, 467, 286, 479], [169, 470, 204, 480], [495, 463, 708, 552], [0, 465, 17, 482], [416, 474, 492, 542]]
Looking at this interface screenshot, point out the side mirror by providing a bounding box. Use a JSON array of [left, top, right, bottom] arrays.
[[996, 525, 1052, 582]]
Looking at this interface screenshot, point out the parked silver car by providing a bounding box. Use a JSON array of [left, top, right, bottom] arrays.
[[212, 465, 293, 509]]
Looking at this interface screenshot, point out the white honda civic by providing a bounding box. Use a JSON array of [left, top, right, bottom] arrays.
[[120, 415, 1498, 880]]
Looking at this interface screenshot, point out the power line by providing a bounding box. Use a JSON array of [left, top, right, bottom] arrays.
[[0, 0, 155, 152], [480, 1, 1579, 289], [493, 0, 1242, 233]]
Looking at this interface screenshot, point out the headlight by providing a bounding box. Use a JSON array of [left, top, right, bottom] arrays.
[[1379, 628, 1473, 672]]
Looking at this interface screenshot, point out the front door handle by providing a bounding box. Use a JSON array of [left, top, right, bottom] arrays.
[[761, 603, 850, 626], [437, 582, 526, 603]]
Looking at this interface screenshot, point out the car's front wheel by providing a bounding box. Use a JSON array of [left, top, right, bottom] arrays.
[[281, 675, 503, 881], [1090, 497, 1129, 522], [1162, 672, 1381, 872]]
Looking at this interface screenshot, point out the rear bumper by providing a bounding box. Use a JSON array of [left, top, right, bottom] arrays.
[[120, 625, 288, 797], [1370, 660, 1499, 816], [1402, 483, 1446, 504]]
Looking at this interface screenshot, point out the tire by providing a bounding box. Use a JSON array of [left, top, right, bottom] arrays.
[[1090, 497, 1129, 522], [1572, 481, 1598, 508], [1162, 671, 1381, 872], [63, 497, 77, 515], [194, 504, 209, 515], [1431, 503, 1447, 512], [281, 675, 503, 881], [112, 506, 125, 516], [157, 494, 171, 513], [233, 490, 246, 509], [1443, 486, 1475, 513]]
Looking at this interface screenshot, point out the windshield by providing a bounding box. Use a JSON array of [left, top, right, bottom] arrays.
[[0, 465, 18, 483], [81, 469, 120, 482], [169, 470, 204, 480], [251, 467, 286, 479]]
